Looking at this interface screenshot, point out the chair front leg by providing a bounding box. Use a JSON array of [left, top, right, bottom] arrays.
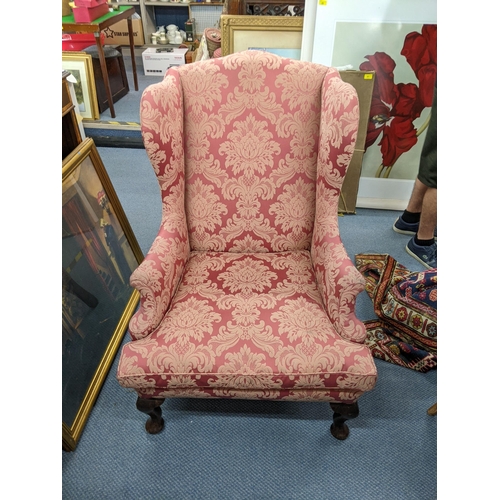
[[136, 397, 166, 434], [330, 402, 359, 440]]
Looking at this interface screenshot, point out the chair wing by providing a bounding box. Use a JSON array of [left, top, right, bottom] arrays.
[[312, 70, 367, 343], [128, 71, 190, 340]]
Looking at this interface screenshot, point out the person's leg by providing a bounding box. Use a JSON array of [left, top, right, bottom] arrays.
[[406, 183, 437, 269], [407, 83, 437, 264], [393, 178, 428, 235], [395, 84, 437, 269], [393, 178, 429, 234], [406, 178, 429, 214], [415, 186, 436, 242]]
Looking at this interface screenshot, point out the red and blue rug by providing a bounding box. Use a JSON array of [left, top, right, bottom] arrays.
[[355, 253, 437, 373]]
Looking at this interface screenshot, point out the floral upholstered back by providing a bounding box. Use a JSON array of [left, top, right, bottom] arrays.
[[140, 51, 358, 253], [130, 50, 366, 345]]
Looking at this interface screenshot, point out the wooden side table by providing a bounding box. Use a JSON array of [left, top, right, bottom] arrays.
[[62, 5, 139, 119]]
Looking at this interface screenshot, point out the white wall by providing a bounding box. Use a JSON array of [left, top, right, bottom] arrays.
[[310, 0, 437, 66]]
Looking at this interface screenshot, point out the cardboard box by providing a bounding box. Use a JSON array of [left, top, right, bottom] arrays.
[[62, 0, 72, 16], [102, 18, 145, 46], [185, 49, 196, 65], [142, 48, 189, 76], [338, 149, 365, 216], [338, 70, 376, 214]]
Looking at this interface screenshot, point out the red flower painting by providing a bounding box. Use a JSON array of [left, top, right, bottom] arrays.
[[360, 24, 437, 174]]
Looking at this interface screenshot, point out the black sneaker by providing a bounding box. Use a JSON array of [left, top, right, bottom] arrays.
[[393, 216, 437, 240], [406, 236, 437, 269], [393, 216, 419, 236]]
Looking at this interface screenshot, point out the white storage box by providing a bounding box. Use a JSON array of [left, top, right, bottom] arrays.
[[142, 48, 189, 76]]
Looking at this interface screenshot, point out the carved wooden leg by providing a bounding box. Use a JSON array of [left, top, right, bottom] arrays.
[[330, 402, 359, 440], [136, 397, 165, 434]]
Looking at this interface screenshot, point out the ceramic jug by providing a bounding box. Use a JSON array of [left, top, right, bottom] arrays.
[[158, 32, 167, 45]]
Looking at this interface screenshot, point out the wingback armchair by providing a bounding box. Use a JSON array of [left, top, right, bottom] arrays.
[[116, 50, 377, 439]]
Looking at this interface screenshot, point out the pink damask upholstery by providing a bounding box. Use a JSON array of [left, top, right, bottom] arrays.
[[116, 51, 377, 439]]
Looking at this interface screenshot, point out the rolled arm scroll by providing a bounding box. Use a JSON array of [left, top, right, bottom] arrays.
[[128, 227, 189, 340], [312, 234, 367, 343]]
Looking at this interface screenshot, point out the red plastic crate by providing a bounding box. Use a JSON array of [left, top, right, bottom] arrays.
[[73, 0, 106, 7], [62, 32, 105, 51], [73, 2, 110, 23]]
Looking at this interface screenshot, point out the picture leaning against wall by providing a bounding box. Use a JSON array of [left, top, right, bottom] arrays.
[[332, 22, 437, 182]]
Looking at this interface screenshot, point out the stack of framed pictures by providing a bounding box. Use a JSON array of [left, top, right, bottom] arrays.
[[62, 138, 143, 451], [62, 51, 100, 121]]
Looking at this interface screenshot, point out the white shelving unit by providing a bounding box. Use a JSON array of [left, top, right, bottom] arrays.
[[189, 3, 224, 36], [118, 1, 224, 46]]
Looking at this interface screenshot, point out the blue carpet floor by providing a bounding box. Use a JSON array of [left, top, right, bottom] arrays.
[[62, 146, 437, 500]]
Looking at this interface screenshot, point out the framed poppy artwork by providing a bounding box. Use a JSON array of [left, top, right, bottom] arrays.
[[332, 22, 437, 182], [311, 0, 437, 209], [62, 138, 143, 451]]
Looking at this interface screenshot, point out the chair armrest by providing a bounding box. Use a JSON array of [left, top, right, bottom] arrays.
[[312, 222, 367, 344], [128, 225, 189, 340]]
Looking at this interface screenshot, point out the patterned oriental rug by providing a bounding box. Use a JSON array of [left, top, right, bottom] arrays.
[[355, 254, 437, 373]]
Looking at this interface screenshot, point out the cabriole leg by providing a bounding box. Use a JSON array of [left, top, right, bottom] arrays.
[[330, 402, 359, 440], [136, 397, 165, 434]]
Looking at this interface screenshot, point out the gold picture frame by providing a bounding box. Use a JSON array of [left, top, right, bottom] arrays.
[[62, 51, 99, 121], [220, 15, 303, 57], [62, 138, 143, 451]]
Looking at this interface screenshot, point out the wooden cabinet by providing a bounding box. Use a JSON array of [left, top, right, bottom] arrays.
[[62, 71, 83, 161]]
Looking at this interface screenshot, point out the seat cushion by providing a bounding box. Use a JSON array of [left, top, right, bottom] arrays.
[[117, 251, 377, 402]]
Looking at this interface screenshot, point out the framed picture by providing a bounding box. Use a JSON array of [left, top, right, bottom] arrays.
[[62, 138, 143, 451], [221, 15, 303, 58], [310, 0, 437, 209], [62, 51, 99, 121]]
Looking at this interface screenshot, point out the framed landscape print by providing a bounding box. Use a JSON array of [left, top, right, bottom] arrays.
[[62, 51, 99, 121], [62, 138, 143, 451], [221, 15, 303, 57]]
